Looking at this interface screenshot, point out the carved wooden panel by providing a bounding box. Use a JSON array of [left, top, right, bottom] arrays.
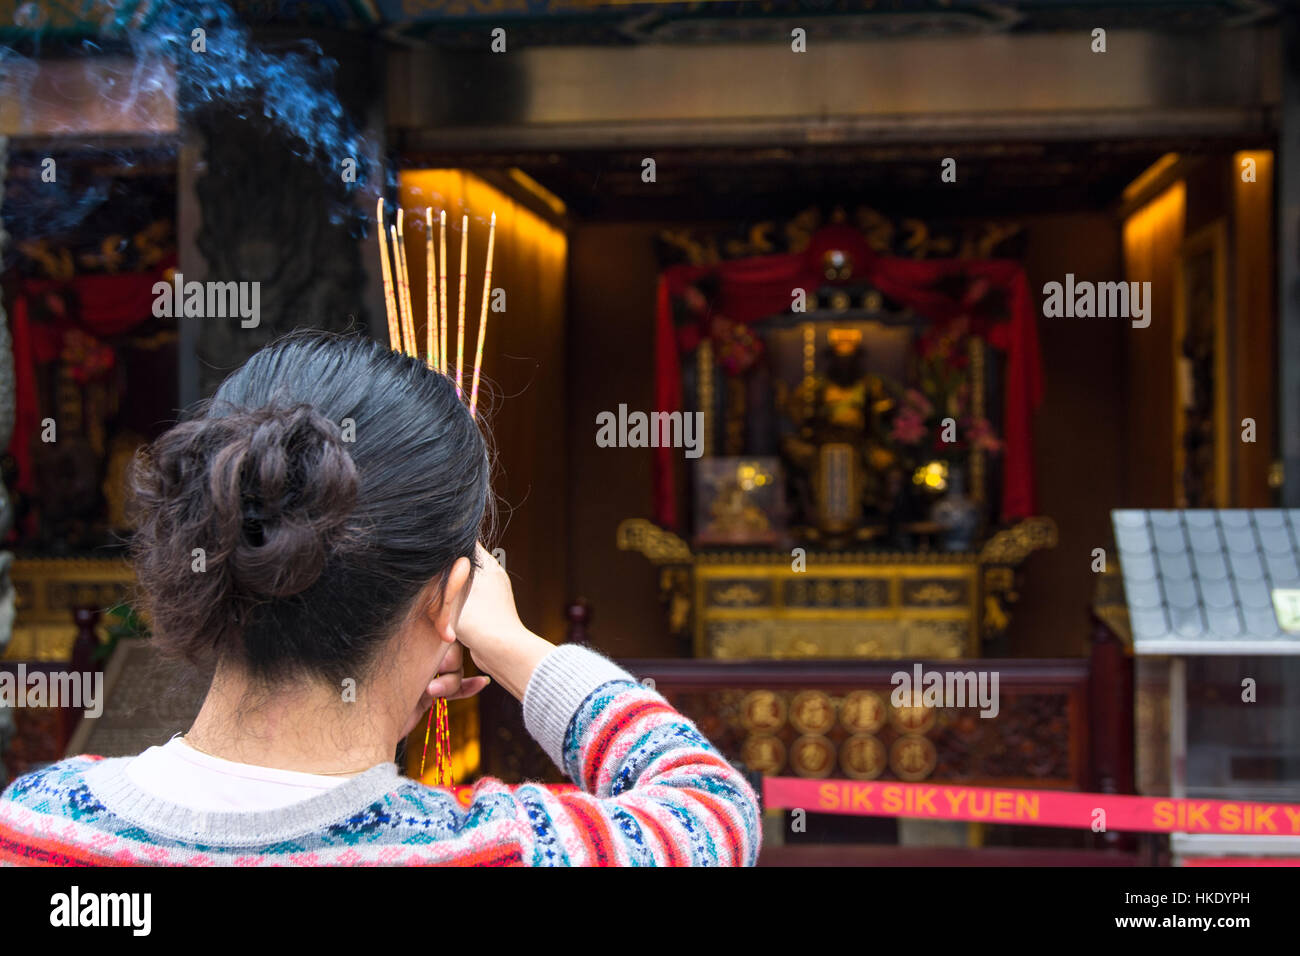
[[665, 686, 1075, 788], [476, 657, 1092, 791]]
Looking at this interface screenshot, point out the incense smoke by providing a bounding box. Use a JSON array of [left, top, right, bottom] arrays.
[[1, 0, 380, 259], [141, 1, 369, 185]]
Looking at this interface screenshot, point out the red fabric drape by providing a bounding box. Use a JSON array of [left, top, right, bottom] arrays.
[[653, 242, 1043, 529], [5, 261, 174, 497], [19, 264, 175, 338]]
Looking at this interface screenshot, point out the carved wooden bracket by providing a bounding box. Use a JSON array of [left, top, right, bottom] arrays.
[[616, 518, 693, 565], [980, 517, 1059, 644]]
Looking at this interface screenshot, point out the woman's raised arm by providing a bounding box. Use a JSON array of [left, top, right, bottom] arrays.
[[450, 546, 762, 866]]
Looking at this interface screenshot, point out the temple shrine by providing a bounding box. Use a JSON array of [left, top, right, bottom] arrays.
[[1, 0, 1298, 872]]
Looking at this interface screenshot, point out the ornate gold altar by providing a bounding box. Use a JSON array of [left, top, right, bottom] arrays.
[[2, 557, 133, 662], [617, 516, 1057, 658]]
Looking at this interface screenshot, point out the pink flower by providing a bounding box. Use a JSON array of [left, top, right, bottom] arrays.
[[903, 388, 933, 417], [891, 409, 927, 445], [965, 417, 1003, 454]]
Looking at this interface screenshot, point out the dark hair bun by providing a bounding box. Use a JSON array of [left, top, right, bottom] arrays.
[[207, 404, 360, 599], [128, 402, 361, 656]]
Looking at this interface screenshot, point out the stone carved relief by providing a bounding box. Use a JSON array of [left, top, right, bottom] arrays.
[[193, 111, 368, 398]]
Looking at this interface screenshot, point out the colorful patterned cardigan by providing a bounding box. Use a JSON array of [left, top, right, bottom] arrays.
[[0, 644, 761, 866]]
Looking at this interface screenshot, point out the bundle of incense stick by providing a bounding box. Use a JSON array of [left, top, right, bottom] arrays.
[[375, 197, 497, 785]]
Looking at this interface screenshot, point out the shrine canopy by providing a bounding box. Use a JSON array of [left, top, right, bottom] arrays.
[[1113, 509, 1300, 656], [6, 260, 176, 498], [654, 224, 1044, 529]]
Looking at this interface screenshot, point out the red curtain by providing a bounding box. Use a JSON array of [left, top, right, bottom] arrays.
[[653, 232, 1043, 529], [6, 261, 175, 496]]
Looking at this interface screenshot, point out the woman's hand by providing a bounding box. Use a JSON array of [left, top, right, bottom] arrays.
[[402, 641, 490, 739], [453, 543, 556, 701], [453, 543, 526, 652]]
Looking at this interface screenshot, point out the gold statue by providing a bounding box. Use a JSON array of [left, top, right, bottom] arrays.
[[779, 328, 896, 543]]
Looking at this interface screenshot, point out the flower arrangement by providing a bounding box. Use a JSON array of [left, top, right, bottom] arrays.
[[886, 317, 1002, 485]]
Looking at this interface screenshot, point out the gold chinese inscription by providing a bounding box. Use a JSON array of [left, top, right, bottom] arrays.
[[739, 690, 787, 733], [789, 690, 835, 735], [741, 734, 786, 774], [890, 704, 936, 735], [890, 734, 938, 781], [783, 577, 889, 608], [790, 735, 836, 778], [839, 690, 887, 733], [722, 688, 953, 783], [840, 734, 887, 780]]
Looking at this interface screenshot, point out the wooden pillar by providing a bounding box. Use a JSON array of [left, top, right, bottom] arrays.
[[1279, 17, 1300, 506], [176, 131, 203, 411], [1088, 613, 1135, 850]]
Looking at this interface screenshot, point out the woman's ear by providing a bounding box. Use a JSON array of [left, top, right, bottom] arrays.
[[426, 556, 473, 644]]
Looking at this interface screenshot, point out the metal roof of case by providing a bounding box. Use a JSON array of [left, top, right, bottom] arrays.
[[1111, 509, 1300, 656]]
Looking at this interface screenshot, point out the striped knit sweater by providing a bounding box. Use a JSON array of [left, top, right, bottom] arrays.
[[0, 644, 761, 866]]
